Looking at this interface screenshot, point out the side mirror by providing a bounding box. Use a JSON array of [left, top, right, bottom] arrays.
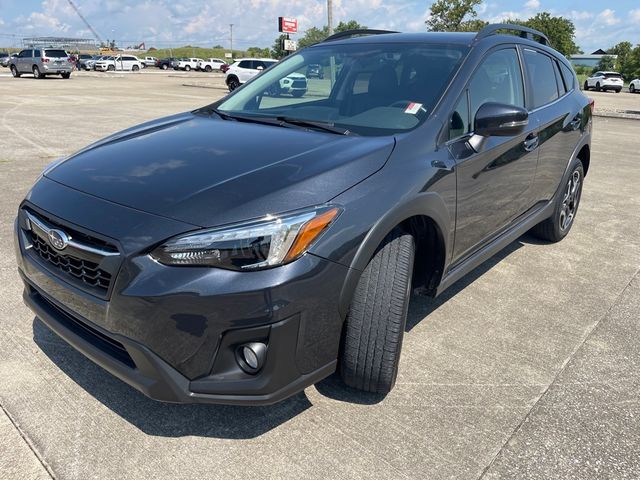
[[474, 102, 528, 137], [256, 66, 264, 71]]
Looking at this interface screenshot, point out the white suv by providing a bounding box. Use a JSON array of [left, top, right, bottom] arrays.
[[225, 58, 277, 91], [176, 58, 203, 71], [95, 55, 143, 72], [584, 71, 623, 93], [629, 78, 640, 94], [197, 58, 227, 72]]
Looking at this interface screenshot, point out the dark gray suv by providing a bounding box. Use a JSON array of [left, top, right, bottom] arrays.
[[15, 25, 592, 405]]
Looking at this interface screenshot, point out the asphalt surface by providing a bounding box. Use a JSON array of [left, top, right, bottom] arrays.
[[0, 70, 639, 480]]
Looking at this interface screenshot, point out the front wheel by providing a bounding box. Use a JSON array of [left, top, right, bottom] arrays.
[[340, 230, 415, 394], [107, 65, 115, 71], [185, 65, 191, 71], [205, 65, 212, 72], [161, 64, 168, 70], [596, 82, 601, 92], [11, 65, 20, 78], [630, 84, 636, 93], [530, 159, 584, 242], [227, 77, 240, 91], [132, 65, 139, 72], [583, 80, 589, 91], [33, 66, 43, 79]]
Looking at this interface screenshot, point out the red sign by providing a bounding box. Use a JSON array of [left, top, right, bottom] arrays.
[[278, 17, 298, 34]]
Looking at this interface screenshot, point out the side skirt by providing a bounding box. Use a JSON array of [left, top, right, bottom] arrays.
[[435, 199, 554, 296]]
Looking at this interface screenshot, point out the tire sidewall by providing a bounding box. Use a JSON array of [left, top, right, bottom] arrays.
[[550, 159, 584, 240]]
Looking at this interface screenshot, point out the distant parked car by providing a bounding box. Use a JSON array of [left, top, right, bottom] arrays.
[[0, 52, 9, 67], [176, 58, 204, 71], [306, 63, 324, 79], [629, 78, 640, 93], [267, 72, 308, 97], [225, 58, 277, 91], [95, 55, 143, 72], [9, 48, 72, 79], [2, 53, 18, 67], [197, 58, 227, 72], [584, 71, 623, 92], [142, 56, 157, 67], [75, 54, 93, 70], [220, 63, 231, 73], [84, 55, 107, 71], [156, 57, 178, 70]]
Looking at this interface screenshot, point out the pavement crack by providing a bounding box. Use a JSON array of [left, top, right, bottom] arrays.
[[476, 265, 640, 480], [0, 402, 57, 480]]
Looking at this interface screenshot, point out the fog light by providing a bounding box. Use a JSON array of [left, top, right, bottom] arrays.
[[237, 342, 267, 374]]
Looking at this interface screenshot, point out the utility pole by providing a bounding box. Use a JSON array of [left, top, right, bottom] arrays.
[[327, 0, 333, 35], [229, 24, 234, 58]]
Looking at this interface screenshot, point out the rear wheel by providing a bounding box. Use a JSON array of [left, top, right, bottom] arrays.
[[132, 65, 140, 72], [33, 66, 43, 79], [161, 64, 168, 70], [596, 82, 601, 92], [227, 77, 240, 91], [530, 158, 584, 242], [583, 80, 589, 91], [205, 65, 212, 72], [340, 230, 415, 394], [11, 65, 20, 78], [185, 65, 191, 71], [61, 73, 71, 79]]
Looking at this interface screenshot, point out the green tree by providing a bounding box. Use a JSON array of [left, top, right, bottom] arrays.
[[247, 46, 271, 58], [593, 55, 616, 74], [297, 20, 367, 49], [507, 13, 580, 57], [607, 41, 632, 78], [271, 34, 288, 59], [425, 0, 486, 32]]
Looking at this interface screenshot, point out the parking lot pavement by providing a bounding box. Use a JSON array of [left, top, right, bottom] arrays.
[[0, 73, 639, 480]]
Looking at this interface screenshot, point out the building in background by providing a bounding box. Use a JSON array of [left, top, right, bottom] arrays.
[[570, 49, 617, 69], [22, 37, 98, 51]]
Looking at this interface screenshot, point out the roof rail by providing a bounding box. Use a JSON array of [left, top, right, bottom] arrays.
[[475, 23, 550, 46], [321, 29, 398, 43]]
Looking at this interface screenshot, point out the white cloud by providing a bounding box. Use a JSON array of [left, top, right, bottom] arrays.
[[630, 9, 640, 24], [524, 0, 540, 9], [597, 9, 620, 26]]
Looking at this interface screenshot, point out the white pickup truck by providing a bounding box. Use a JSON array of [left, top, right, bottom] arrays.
[[197, 58, 227, 72], [175, 58, 203, 71]]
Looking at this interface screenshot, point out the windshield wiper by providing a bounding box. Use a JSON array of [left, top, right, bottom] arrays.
[[275, 117, 352, 135]]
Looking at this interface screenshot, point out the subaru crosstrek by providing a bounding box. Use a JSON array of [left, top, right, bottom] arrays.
[[15, 25, 592, 405]]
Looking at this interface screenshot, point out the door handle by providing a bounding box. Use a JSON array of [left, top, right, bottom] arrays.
[[523, 133, 539, 152]]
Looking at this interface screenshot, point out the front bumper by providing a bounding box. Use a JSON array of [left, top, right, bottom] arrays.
[[15, 182, 349, 405]]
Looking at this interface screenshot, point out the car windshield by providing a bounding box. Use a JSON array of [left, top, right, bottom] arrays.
[[44, 50, 68, 58], [216, 42, 468, 136]]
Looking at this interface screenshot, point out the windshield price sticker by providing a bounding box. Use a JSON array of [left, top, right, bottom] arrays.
[[404, 102, 424, 115]]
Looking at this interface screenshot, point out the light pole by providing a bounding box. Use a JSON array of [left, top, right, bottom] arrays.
[[327, 0, 333, 35], [229, 24, 234, 59]]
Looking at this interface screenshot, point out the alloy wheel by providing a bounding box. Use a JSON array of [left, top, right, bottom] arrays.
[[559, 170, 581, 231]]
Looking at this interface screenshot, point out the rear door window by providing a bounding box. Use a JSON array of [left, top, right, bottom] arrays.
[[523, 49, 559, 109], [33, 50, 41, 58], [44, 50, 67, 58], [559, 62, 576, 91]]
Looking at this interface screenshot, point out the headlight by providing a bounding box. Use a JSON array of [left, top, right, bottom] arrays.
[[151, 206, 341, 270]]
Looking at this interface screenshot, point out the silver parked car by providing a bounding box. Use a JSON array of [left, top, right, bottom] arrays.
[[10, 48, 72, 79], [1, 53, 19, 68]]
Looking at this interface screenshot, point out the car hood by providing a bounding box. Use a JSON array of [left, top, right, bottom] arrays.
[[46, 112, 395, 227]]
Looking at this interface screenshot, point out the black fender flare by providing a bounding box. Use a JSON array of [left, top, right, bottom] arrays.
[[337, 191, 452, 319]]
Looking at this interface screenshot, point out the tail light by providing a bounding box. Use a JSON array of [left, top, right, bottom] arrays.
[[41, 58, 49, 63]]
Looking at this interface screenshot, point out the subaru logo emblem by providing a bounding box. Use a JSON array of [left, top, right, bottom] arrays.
[[48, 229, 69, 251]]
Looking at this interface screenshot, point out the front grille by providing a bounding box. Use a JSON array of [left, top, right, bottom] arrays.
[[29, 231, 112, 291], [21, 208, 121, 299]]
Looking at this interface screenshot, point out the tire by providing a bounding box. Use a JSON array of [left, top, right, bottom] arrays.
[[132, 65, 139, 72], [615, 89, 620, 93], [11, 65, 20, 78], [596, 82, 601, 92], [340, 230, 415, 394], [107, 65, 115, 71], [33, 66, 43, 79], [630, 84, 636, 93], [185, 65, 191, 71], [583, 80, 589, 91], [530, 158, 584, 243], [61, 73, 70, 79], [291, 90, 305, 98], [205, 65, 212, 72], [227, 77, 240, 91], [161, 64, 168, 70]]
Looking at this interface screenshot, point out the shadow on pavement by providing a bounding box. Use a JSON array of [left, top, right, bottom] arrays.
[[32, 318, 312, 439]]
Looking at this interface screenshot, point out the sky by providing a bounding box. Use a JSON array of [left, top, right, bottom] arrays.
[[0, 0, 638, 53]]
